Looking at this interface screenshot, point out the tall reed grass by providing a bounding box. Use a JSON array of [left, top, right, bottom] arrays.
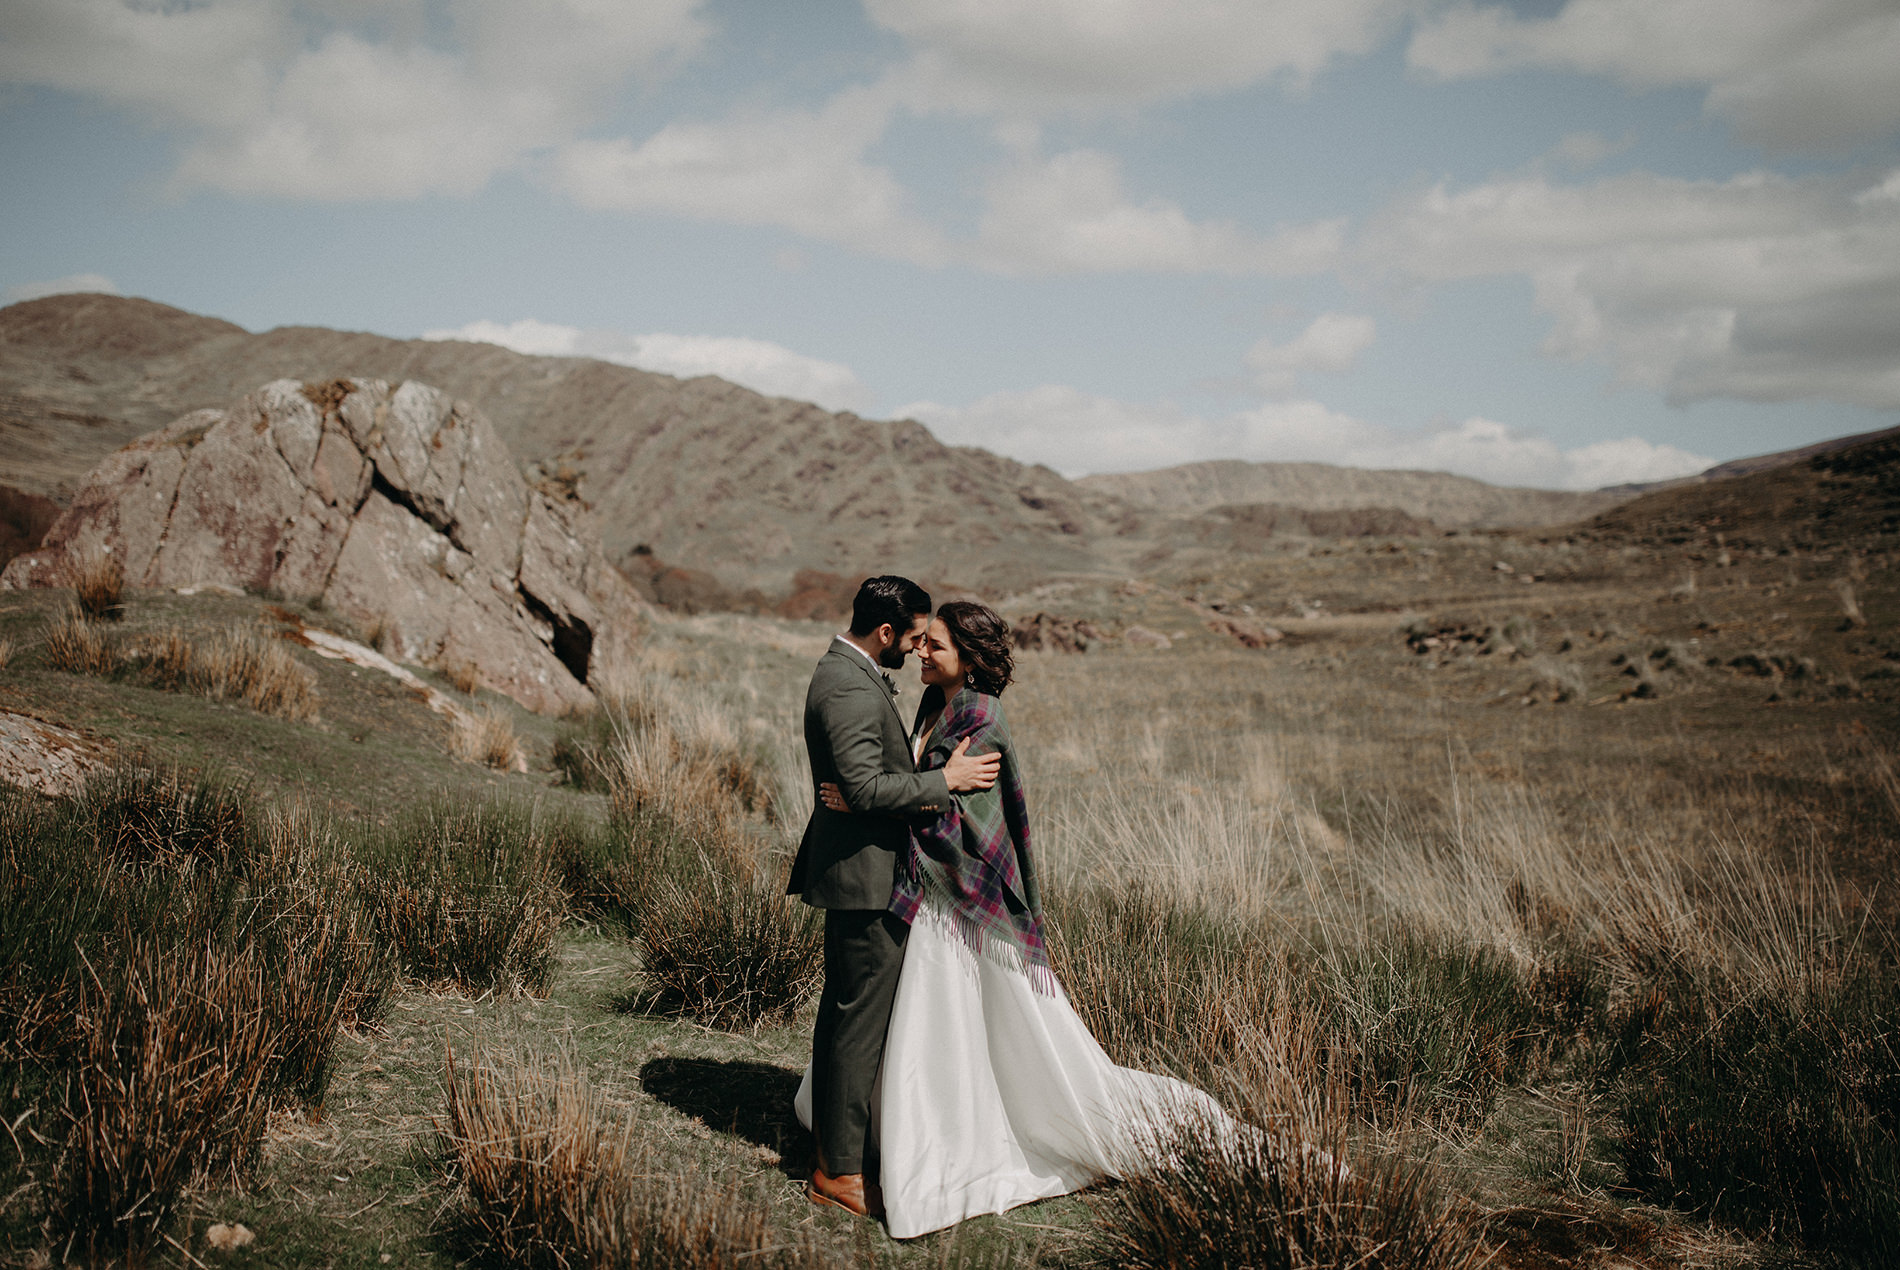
[[67, 550, 124, 622], [0, 770, 394, 1262], [137, 624, 320, 721], [441, 1043, 836, 1269], [42, 615, 320, 721], [354, 800, 566, 996], [628, 871, 822, 1031]]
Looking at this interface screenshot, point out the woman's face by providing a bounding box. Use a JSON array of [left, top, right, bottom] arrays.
[[918, 617, 966, 690]]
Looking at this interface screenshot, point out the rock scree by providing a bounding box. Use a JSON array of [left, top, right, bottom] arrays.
[[2, 377, 645, 714]]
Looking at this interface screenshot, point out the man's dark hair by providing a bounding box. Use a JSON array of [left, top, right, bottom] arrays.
[[849, 575, 932, 637]]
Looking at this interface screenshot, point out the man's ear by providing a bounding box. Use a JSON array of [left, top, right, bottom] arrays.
[[873, 622, 896, 649]]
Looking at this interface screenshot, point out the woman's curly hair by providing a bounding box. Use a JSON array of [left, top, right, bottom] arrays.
[[936, 600, 1015, 696]]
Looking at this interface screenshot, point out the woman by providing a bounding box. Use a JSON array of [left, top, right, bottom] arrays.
[[794, 600, 1236, 1239]]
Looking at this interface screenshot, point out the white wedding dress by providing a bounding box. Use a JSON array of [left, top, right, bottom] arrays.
[[794, 893, 1234, 1239]]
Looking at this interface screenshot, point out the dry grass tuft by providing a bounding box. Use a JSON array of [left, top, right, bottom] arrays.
[[0, 636, 13, 672], [53, 932, 279, 1264], [600, 666, 778, 847], [44, 605, 121, 676], [191, 626, 321, 721], [442, 658, 482, 695], [66, 550, 125, 621], [629, 871, 822, 1031], [356, 800, 565, 996], [1081, 987, 1494, 1270], [441, 1043, 837, 1269], [51, 619, 321, 721], [0, 772, 395, 1261], [450, 706, 525, 771]]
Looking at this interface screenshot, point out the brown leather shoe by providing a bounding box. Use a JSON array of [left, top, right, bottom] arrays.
[[807, 1168, 884, 1219]]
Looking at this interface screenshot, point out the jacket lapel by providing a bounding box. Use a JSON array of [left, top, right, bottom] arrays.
[[834, 642, 910, 737]]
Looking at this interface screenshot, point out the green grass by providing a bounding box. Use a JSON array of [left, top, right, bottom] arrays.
[[1, 542, 1897, 1268], [1606, 963, 1900, 1262]]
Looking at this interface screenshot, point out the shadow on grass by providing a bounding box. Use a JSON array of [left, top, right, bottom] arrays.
[[638, 1056, 811, 1179]]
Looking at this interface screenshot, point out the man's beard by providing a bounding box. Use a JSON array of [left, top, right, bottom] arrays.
[[878, 644, 908, 670]]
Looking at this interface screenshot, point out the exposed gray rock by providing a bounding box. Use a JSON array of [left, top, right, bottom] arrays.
[[0, 710, 111, 796], [1011, 612, 1104, 654], [3, 378, 646, 713]]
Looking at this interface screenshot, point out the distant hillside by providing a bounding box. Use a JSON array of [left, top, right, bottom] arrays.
[[27, 293, 1857, 594], [1670, 422, 1900, 485], [1078, 459, 1623, 529], [0, 295, 1102, 591], [1583, 429, 1900, 551]]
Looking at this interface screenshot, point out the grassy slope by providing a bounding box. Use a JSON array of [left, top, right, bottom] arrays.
[[0, 590, 1073, 1267], [2, 530, 1895, 1266]]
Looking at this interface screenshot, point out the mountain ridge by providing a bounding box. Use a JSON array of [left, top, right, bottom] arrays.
[[1077, 458, 1624, 529], [4, 292, 1864, 593]]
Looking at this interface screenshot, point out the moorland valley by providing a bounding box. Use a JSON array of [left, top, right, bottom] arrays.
[[2, 293, 1899, 1270]]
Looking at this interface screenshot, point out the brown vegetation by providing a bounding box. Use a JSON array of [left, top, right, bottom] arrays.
[[137, 623, 320, 721], [1081, 993, 1492, 1270], [442, 658, 482, 695], [441, 1044, 835, 1269], [41, 610, 322, 721], [449, 706, 524, 770], [43, 605, 120, 676], [0, 771, 395, 1263], [629, 872, 821, 1031], [66, 549, 124, 621]]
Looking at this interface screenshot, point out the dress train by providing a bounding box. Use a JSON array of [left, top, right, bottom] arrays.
[[795, 895, 1233, 1239]]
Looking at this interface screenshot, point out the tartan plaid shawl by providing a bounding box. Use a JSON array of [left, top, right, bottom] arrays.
[[888, 686, 1054, 994]]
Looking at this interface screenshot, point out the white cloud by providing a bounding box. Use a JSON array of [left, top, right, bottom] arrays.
[[866, 0, 1408, 114], [423, 319, 874, 414], [1245, 312, 1377, 392], [558, 93, 1339, 275], [899, 386, 1709, 488], [1330, 416, 1711, 489], [1549, 130, 1629, 170], [1362, 168, 1900, 408], [0, 0, 709, 199], [1409, 0, 1900, 151], [900, 385, 1208, 473], [3, 272, 119, 304], [552, 86, 947, 265], [973, 146, 1343, 274]]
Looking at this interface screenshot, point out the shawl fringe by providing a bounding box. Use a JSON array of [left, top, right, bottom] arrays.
[[914, 871, 1061, 998]]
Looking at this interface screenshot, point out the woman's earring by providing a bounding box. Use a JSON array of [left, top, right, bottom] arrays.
[[965, 673, 975, 686]]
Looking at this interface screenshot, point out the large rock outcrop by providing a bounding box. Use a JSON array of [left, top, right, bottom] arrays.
[[3, 378, 645, 714]]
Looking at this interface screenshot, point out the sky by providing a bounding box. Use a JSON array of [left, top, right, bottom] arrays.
[[2, 1, 1898, 490]]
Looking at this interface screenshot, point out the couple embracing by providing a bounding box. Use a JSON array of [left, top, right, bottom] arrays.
[[788, 576, 1235, 1239]]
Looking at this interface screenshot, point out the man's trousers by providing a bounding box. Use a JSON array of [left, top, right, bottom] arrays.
[[809, 908, 908, 1175]]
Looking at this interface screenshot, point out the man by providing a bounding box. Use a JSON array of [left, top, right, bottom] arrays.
[[789, 575, 1000, 1218]]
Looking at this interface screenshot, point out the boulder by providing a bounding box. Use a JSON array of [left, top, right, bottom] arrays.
[[0, 710, 112, 796], [3, 378, 647, 714], [1011, 612, 1104, 654], [1204, 614, 1284, 649]]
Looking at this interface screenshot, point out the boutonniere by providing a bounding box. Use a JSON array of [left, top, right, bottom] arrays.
[[879, 670, 897, 695]]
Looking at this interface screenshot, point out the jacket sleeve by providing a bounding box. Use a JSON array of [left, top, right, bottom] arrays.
[[817, 676, 951, 815]]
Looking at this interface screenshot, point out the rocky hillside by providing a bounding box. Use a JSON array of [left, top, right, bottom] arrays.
[[1581, 427, 1900, 552], [1077, 459, 1623, 528], [37, 294, 1876, 595], [0, 295, 1105, 592], [5, 377, 645, 713]]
